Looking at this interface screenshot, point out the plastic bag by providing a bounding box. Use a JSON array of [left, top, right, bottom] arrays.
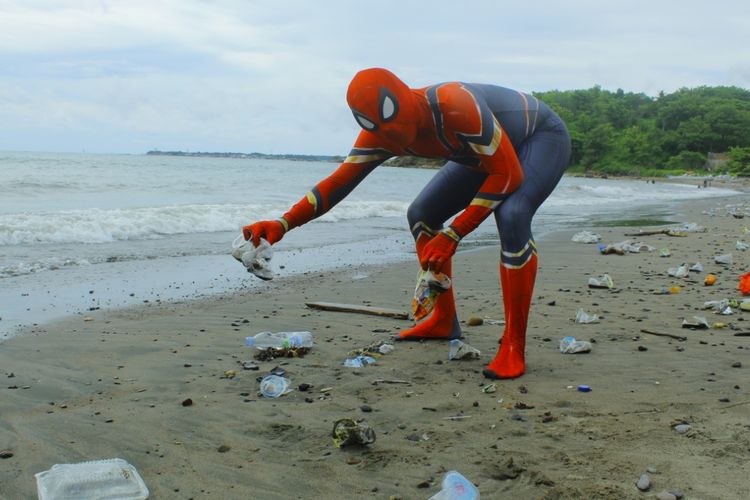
[[559, 336, 592, 354], [232, 234, 273, 280], [448, 339, 481, 360], [343, 355, 377, 368], [575, 308, 599, 324], [667, 263, 689, 278], [413, 269, 452, 321], [571, 231, 601, 243], [588, 274, 614, 289], [714, 253, 733, 266]]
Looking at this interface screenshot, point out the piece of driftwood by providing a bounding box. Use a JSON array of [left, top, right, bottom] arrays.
[[733, 332, 750, 337], [640, 329, 687, 341], [372, 379, 411, 385], [624, 229, 686, 237], [305, 301, 409, 319]]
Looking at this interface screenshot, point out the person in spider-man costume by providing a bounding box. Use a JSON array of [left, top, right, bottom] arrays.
[[243, 68, 571, 379]]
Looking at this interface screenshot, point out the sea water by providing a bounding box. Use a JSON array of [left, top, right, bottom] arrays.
[[0, 151, 740, 339]]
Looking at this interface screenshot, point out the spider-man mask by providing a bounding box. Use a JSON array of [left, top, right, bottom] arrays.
[[346, 68, 419, 146]]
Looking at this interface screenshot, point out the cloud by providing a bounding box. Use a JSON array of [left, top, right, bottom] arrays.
[[0, 0, 748, 154]]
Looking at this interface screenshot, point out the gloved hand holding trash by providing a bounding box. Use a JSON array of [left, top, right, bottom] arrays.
[[413, 269, 452, 320], [232, 233, 274, 280], [242, 220, 286, 246]]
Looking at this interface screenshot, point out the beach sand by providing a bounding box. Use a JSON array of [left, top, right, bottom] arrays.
[[1, 192, 749, 499]]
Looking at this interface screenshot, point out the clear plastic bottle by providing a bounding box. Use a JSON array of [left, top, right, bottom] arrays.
[[245, 331, 313, 349]]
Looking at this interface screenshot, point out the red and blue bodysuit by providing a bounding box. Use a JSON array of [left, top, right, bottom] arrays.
[[244, 68, 571, 379]]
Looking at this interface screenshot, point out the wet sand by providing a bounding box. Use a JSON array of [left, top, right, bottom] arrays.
[[1, 192, 749, 499]]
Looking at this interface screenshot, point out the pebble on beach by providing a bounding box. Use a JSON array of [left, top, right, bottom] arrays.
[[467, 316, 483, 326], [656, 492, 678, 500], [673, 424, 692, 434], [636, 473, 651, 491]]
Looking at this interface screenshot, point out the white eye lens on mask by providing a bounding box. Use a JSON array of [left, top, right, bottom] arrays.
[[353, 112, 377, 131], [381, 95, 395, 120], [379, 88, 399, 122]]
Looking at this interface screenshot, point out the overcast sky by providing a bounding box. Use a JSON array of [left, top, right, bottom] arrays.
[[1, 0, 748, 155]]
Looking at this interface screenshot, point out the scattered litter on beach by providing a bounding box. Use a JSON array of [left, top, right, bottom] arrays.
[[332, 418, 376, 447], [574, 309, 599, 324], [667, 264, 689, 278], [588, 274, 614, 289], [259, 375, 291, 398], [559, 336, 592, 353], [428, 470, 479, 500], [681, 316, 710, 330], [343, 355, 377, 368], [714, 253, 732, 266], [347, 340, 394, 358], [483, 317, 505, 325], [703, 299, 738, 313], [232, 234, 274, 280], [571, 231, 601, 243], [35, 458, 150, 500], [254, 346, 311, 361], [413, 269, 452, 321], [448, 339, 481, 360]]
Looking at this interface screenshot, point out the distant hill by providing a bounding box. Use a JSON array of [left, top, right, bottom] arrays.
[[146, 150, 344, 163]]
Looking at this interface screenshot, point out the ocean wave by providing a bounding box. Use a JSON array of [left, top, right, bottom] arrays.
[[546, 180, 739, 207], [0, 257, 91, 278], [0, 201, 410, 246]]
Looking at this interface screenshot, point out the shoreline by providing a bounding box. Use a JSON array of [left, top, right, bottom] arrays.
[[2, 174, 745, 343], [2, 193, 750, 499]]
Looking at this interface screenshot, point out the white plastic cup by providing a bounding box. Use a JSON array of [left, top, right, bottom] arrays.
[[259, 375, 290, 398]]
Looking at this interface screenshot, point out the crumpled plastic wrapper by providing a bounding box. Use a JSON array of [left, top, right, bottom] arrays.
[[332, 418, 376, 447], [448, 339, 481, 360], [232, 234, 273, 280], [412, 269, 452, 321]]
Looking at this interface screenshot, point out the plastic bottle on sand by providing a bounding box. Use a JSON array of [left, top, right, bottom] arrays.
[[245, 331, 313, 350]]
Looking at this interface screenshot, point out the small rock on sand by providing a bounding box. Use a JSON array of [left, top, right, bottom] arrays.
[[636, 473, 651, 491]]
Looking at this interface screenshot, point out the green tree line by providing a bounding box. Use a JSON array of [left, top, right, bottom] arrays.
[[534, 85, 750, 176]]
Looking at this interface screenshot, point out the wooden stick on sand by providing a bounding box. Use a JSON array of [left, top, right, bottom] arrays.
[[305, 301, 409, 320]]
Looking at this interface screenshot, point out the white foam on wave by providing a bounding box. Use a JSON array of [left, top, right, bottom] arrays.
[[0, 257, 92, 279], [0, 201, 410, 246], [546, 178, 739, 208]]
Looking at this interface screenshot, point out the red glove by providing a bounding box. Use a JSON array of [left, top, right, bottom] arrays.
[[242, 220, 286, 247], [420, 231, 458, 273]]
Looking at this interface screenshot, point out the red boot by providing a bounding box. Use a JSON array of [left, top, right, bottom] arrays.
[[483, 253, 537, 379], [397, 235, 461, 341]]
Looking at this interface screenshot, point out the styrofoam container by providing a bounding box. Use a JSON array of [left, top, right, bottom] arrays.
[[35, 458, 149, 500]]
